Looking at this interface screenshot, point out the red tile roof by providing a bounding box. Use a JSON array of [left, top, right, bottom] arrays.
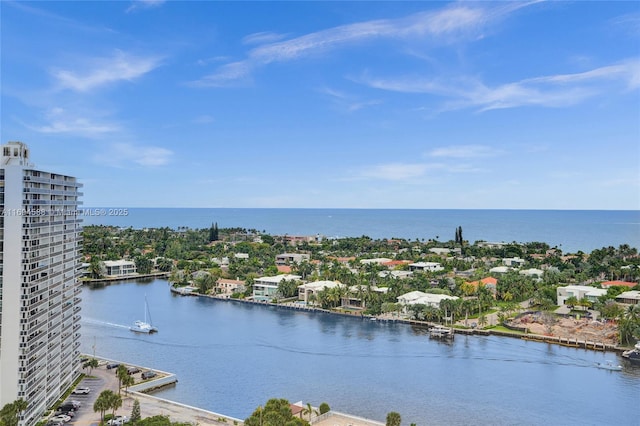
[[277, 265, 292, 273], [601, 280, 637, 289]]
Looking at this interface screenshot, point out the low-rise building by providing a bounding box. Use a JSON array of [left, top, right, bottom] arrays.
[[379, 270, 413, 279], [467, 277, 498, 296], [253, 274, 302, 300], [397, 291, 458, 311], [297, 280, 342, 304], [489, 266, 511, 274], [600, 280, 638, 289], [103, 260, 137, 277], [520, 268, 544, 278], [557, 285, 607, 306], [216, 278, 246, 297], [360, 258, 392, 265], [502, 257, 525, 267], [408, 262, 444, 272], [615, 290, 640, 305], [276, 253, 310, 265]]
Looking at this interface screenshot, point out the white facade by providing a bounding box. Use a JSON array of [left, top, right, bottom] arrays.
[[557, 285, 607, 306], [103, 260, 136, 276], [397, 291, 458, 309], [297, 280, 342, 303], [0, 142, 83, 426], [408, 262, 444, 272], [275, 253, 309, 265], [253, 274, 301, 299]]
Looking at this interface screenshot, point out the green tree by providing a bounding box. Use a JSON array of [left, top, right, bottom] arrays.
[[84, 358, 99, 375], [130, 399, 141, 423], [318, 403, 330, 414], [302, 403, 318, 422], [116, 365, 129, 395], [122, 373, 135, 393], [0, 399, 27, 426], [565, 295, 578, 309], [94, 390, 113, 422], [244, 398, 309, 426], [386, 411, 402, 426]]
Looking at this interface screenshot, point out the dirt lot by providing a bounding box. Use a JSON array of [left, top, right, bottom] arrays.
[[509, 313, 619, 345]]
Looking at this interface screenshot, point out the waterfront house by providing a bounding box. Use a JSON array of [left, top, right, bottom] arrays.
[[467, 277, 498, 296], [408, 262, 444, 272], [397, 291, 458, 312], [297, 280, 342, 304], [343, 285, 389, 308], [215, 278, 246, 298], [103, 260, 137, 277], [557, 285, 607, 306], [253, 274, 302, 300], [615, 290, 640, 305]]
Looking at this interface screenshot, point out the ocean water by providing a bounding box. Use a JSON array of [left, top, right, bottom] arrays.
[[80, 278, 640, 425], [83, 208, 640, 253]]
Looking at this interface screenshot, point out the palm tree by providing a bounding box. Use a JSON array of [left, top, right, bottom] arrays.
[[93, 391, 112, 422], [115, 365, 129, 395], [386, 411, 401, 426], [84, 358, 99, 375], [302, 403, 318, 421], [107, 392, 123, 418]]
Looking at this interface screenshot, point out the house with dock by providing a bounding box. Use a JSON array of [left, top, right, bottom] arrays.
[[253, 274, 301, 300]]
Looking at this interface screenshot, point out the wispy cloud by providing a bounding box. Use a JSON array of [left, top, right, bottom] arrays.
[[360, 59, 640, 112], [428, 144, 504, 158], [319, 87, 381, 112], [242, 31, 288, 45], [95, 143, 173, 167], [353, 161, 483, 181], [126, 0, 166, 14], [610, 12, 640, 36], [24, 107, 119, 137], [51, 50, 162, 92], [192, 115, 215, 124], [191, 3, 536, 87]]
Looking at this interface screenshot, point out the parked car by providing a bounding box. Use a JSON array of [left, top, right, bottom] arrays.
[[107, 415, 129, 425], [127, 367, 140, 375], [46, 421, 63, 426], [141, 371, 157, 380], [106, 363, 120, 369], [72, 387, 90, 395], [50, 415, 71, 423]]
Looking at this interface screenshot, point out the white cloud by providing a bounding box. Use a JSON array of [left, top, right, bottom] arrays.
[[429, 145, 503, 158], [51, 50, 162, 92], [242, 31, 289, 45], [25, 107, 119, 137], [192, 115, 215, 124], [126, 0, 165, 14], [192, 3, 536, 87], [319, 87, 381, 112], [360, 59, 640, 112], [95, 143, 173, 167]]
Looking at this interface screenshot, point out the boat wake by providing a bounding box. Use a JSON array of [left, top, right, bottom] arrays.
[[82, 318, 130, 329]]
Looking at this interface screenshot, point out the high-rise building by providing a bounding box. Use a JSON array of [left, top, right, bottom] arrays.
[[0, 142, 83, 426]]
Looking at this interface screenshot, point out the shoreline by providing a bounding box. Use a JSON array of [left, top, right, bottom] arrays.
[[176, 290, 627, 354]]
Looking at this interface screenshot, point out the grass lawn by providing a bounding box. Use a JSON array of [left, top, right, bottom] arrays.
[[490, 325, 526, 334]]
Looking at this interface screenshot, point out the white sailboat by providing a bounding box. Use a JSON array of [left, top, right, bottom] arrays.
[[130, 296, 158, 333]]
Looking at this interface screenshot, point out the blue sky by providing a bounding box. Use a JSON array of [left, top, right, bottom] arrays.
[[2, 1, 639, 209]]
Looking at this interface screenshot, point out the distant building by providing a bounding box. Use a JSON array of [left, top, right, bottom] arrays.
[[557, 285, 607, 306], [275, 253, 310, 265], [397, 291, 458, 310], [502, 257, 525, 267], [408, 262, 444, 272], [215, 278, 246, 297], [253, 274, 301, 300], [360, 258, 392, 265], [489, 266, 511, 275], [297, 280, 342, 304], [615, 290, 640, 305], [103, 260, 137, 277], [600, 280, 638, 289], [519, 268, 544, 278]]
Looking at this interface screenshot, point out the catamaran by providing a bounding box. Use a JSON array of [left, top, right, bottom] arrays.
[[130, 296, 157, 333]]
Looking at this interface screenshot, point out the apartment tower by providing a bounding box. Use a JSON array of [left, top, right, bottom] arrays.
[[0, 142, 83, 426]]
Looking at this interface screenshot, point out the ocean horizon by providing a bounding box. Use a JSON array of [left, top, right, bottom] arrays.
[[81, 208, 640, 254]]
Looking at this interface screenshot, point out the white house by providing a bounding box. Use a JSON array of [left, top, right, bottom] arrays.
[[519, 268, 544, 278], [276, 253, 310, 265], [502, 257, 525, 267], [615, 290, 640, 305], [489, 266, 511, 274], [378, 270, 413, 279], [103, 260, 137, 277], [397, 291, 458, 311], [360, 258, 392, 265], [297, 280, 342, 304], [557, 285, 607, 306], [216, 278, 246, 297], [408, 262, 444, 272], [253, 274, 302, 300]]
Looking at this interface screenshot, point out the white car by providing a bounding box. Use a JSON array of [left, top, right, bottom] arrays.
[[107, 416, 129, 425], [50, 415, 71, 423], [72, 387, 90, 395]]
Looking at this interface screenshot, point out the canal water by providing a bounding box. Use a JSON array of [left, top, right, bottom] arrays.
[[79, 279, 639, 425]]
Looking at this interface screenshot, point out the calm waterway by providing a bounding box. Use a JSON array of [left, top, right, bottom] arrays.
[[79, 279, 639, 425]]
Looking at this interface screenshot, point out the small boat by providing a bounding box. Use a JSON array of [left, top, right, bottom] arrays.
[[429, 325, 454, 340], [595, 360, 622, 371], [622, 342, 640, 364], [130, 296, 157, 334]]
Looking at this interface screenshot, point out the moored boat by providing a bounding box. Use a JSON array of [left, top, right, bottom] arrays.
[[621, 342, 640, 363], [430, 325, 454, 340]]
